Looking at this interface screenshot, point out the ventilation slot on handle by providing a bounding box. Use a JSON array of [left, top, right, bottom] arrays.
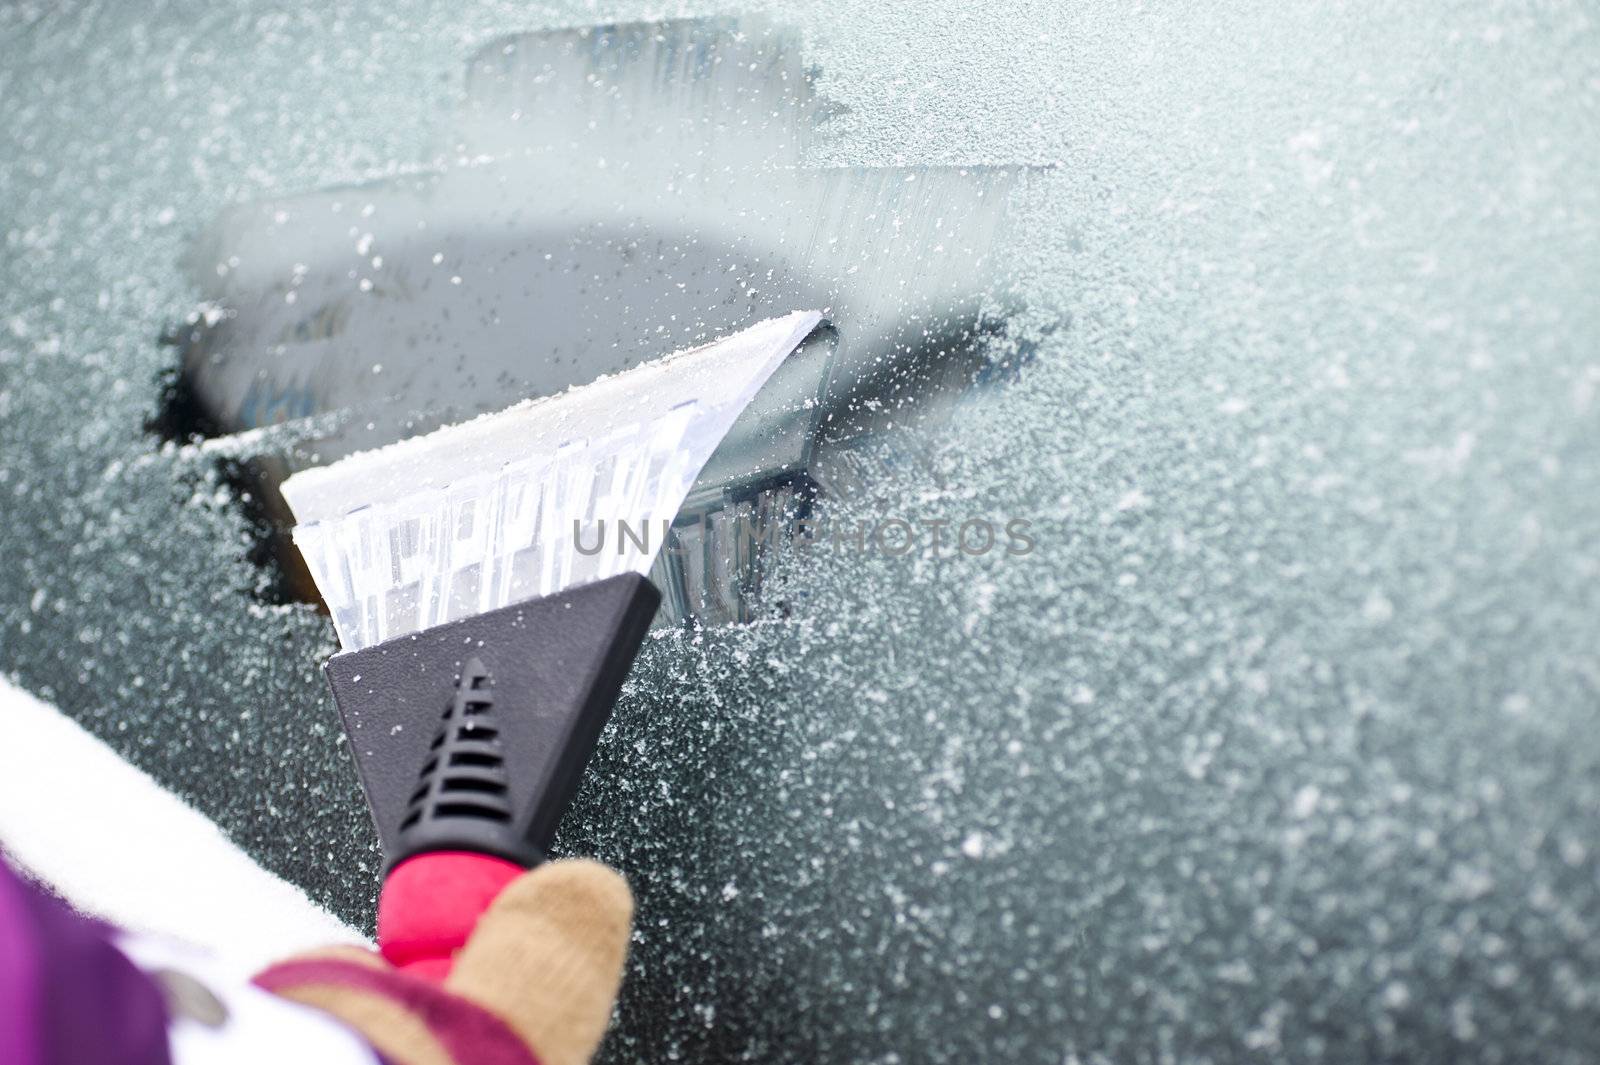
[[397, 657, 514, 836]]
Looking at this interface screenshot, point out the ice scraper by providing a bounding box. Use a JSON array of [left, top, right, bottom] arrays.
[[280, 311, 826, 979]]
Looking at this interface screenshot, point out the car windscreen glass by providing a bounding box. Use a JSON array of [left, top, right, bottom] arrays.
[[2, 5, 1598, 1063]]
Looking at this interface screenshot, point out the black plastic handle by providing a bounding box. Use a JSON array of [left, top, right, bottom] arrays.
[[324, 573, 661, 873]]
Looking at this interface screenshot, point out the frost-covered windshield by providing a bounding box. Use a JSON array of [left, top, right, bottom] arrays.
[[3, 3, 1599, 1063]]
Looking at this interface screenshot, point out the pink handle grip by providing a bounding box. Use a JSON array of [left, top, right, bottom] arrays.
[[377, 851, 526, 982]]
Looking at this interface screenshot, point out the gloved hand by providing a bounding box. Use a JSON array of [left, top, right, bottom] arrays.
[[253, 859, 632, 1065]]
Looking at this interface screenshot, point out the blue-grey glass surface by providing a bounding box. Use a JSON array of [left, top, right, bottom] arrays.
[[1, 3, 1598, 1062]]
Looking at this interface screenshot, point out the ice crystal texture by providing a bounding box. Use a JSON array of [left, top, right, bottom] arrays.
[[2, 4, 1599, 1065]]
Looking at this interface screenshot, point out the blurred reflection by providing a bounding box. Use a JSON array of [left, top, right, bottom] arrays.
[[157, 18, 1019, 624]]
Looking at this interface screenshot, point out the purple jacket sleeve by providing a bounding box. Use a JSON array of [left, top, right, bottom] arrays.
[[0, 859, 171, 1065]]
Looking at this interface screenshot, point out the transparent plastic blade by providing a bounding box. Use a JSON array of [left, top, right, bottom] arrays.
[[283, 311, 823, 650]]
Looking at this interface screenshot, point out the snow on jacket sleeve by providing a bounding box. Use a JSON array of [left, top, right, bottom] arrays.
[[1, 858, 381, 1065]]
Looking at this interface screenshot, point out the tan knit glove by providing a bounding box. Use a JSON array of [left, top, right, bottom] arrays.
[[254, 860, 632, 1065]]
